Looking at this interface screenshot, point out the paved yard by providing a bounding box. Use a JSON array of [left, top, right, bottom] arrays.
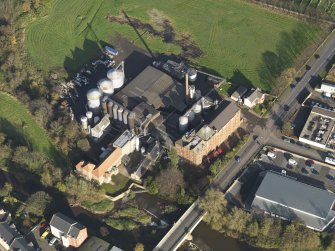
[[258, 146, 335, 192]]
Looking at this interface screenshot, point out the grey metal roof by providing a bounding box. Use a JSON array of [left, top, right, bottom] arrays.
[[50, 213, 76, 235], [208, 101, 239, 131], [68, 222, 85, 238], [0, 222, 19, 245], [252, 172, 335, 230], [113, 130, 133, 149], [231, 86, 248, 100], [114, 66, 187, 112], [11, 237, 35, 251]]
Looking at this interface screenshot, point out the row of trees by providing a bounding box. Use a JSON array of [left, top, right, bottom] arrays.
[[246, 0, 335, 23], [199, 189, 335, 250], [145, 149, 194, 205]]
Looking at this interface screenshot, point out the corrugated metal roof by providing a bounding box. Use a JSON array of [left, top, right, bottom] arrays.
[[252, 172, 335, 230], [114, 66, 187, 112]]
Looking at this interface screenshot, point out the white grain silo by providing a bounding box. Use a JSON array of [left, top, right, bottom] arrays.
[[86, 88, 101, 109], [187, 110, 195, 122], [128, 112, 136, 130], [97, 78, 114, 96], [86, 111, 93, 125], [117, 107, 124, 121], [107, 100, 114, 118], [189, 85, 196, 100], [80, 116, 88, 130], [179, 116, 188, 133], [122, 110, 129, 125], [135, 136, 140, 151], [112, 104, 119, 120], [107, 62, 125, 89], [187, 68, 197, 82], [192, 102, 202, 116]]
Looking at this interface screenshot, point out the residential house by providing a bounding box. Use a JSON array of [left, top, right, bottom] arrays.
[[243, 88, 266, 108], [230, 86, 248, 102], [0, 209, 35, 251], [50, 213, 88, 248]]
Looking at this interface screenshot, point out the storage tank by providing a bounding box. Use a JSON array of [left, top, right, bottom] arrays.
[[187, 68, 197, 82], [135, 136, 140, 151], [101, 98, 108, 114], [179, 116, 188, 133], [86, 111, 93, 125], [128, 112, 136, 130], [97, 78, 114, 96], [195, 89, 202, 100], [112, 104, 118, 120], [117, 107, 124, 121], [187, 110, 195, 122], [189, 85, 196, 100], [87, 88, 101, 109], [94, 116, 100, 124], [80, 116, 88, 130], [107, 69, 124, 89], [192, 102, 202, 115], [123, 110, 129, 125], [107, 100, 114, 118]]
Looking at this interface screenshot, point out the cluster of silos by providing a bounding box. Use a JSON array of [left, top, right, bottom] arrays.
[[80, 111, 94, 132], [97, 78, 114, 96], [106, 61, 125, 90], [106, 99, 135, 131], [86, 88, 102, 115], [179, 100, 203, 133]]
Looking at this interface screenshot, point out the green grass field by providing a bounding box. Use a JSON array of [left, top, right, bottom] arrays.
[[25, 0, 321, 90], [0, 92, 67, 167]]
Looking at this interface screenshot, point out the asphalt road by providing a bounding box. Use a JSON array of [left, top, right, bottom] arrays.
[[155, 30, 335, 251]]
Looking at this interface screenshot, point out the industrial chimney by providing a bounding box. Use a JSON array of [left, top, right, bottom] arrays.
[[185, 73, 189, 102]]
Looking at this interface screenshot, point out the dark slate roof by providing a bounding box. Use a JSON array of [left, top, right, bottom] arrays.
[[207, 100, 239, 131], [231, 86, 248, 100], [11, 237, 35, 251], [114, 66, 187, 112], [68, 222, 85, 238], [0, 222, 20, 245], [50, 213, 76, 235], [252, 172, 335, 230]]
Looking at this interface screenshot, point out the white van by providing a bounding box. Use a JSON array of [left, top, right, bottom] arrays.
[[267, 152, 276, 159]]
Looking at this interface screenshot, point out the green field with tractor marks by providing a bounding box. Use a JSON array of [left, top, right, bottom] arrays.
[[25, 0, 321, 91]]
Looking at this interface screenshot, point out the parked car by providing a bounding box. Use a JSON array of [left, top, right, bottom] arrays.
[[288, 158, 297, 166], [49, 237, 57, 246], [267, 152, 276, 159], [40, 231, 49, 239]]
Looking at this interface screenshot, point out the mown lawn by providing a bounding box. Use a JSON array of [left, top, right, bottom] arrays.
[[102, 174, 130, 195], [25, 0, 321, 90], [0, 92, 67, 167]]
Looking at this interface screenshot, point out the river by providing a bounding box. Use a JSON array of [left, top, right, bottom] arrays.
[[179, 222, 277, 251]]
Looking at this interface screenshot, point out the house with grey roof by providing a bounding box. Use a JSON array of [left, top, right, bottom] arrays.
[[230, 86, 248, 102], [50, 213, 88, 248], [251, 171, 335, 231], [0, 209, 35, 251]]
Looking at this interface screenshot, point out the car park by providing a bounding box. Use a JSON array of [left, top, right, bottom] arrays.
[[288, 158, 297, 165]]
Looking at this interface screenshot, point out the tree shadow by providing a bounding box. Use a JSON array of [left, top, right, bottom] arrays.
[[63, 38, 103, 76], [258, 24, 317, 90], [0, 117, 32, 149], [229, 69, 254, 88]]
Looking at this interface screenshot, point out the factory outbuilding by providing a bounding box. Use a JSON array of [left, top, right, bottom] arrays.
[[252, 172, 335, 231], [299, 107, 335, 150], [175, 101, 241, 165], [76, 130, 137, 184]]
